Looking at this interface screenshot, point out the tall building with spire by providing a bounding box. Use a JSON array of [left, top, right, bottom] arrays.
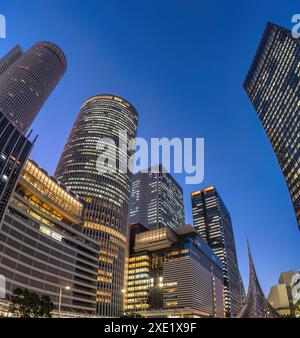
[[244, 22, 300, 230], [55, 94, 139, 317], [191, 186, 243, 317]]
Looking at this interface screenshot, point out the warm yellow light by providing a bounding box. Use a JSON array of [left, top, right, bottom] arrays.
[[204, 186, 215, 192], [191, 191, 201, 197]]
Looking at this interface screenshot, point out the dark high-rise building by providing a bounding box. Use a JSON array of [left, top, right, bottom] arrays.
[[191, 186, 243, 317], [0, 42, 66, 222], [0, 45, 23, 76], [55, 94, 139, 317], [129, 223, 149, 255], [244, 22, 300, 230], [126, 225, 224, 318], [129, 165, 185, 229], [0, 115, 35, 221], [0, 41, 67, 133]]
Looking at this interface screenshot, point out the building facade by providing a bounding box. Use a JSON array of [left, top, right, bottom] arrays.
[[244, 22, 300, 230], [0, 42, 66, 224], [279, 270, 295, 315], [55, 94, 139, 317], [129, 165, 185, 229], [0, 114, 35, 222], [268, 284, 291, 316], [0, 159, 99, 315], [0, 41, 67, 133], [126, 225, 224, 318], [291, 271, 300, 317], [0, 45, 23, 76], [191, 186, 243, 317]]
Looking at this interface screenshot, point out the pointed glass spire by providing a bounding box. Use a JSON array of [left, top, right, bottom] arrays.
[[236, 240, 279, 318]]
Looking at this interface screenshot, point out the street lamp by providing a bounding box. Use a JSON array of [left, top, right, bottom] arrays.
[[139, 283, 164, 317], [58, 285, 71, 317]]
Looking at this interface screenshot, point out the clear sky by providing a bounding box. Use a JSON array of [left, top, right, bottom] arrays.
[[1, 0, 299, 295]]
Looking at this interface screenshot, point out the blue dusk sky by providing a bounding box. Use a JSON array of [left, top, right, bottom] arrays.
[[0, 0, 299, 294]]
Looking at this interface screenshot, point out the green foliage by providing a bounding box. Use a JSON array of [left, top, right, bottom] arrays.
[[9, 288, 54, 318]]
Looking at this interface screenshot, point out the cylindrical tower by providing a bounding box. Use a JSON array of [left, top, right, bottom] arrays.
[[0, 41, 67, 133], [55, 94, 138, 317]]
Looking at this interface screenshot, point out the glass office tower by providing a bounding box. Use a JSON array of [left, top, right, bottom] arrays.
[[129, 165, 185, 229], [55, 94, 139, 317], [0, 42, 66, 222], [0, 41, 67, 133], [244, 22, 300, 230], [191, 186, 243, 317], [0, 45, 23, 76]]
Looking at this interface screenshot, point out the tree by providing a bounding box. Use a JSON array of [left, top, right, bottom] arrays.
[[39, 295, 54, 318], [9, 288, 54, 318], [295, 299, 300, 318]]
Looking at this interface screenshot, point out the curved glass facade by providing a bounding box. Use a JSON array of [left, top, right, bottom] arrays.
[[0, 41, 67, 133], [55, 94, 138, 316], [244, 23, 300, 230]]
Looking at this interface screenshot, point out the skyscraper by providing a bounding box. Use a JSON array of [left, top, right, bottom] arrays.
[[0, 41, 67, 133], [55, 94, 139, 317], [191, 186, 243, 317], [244, 22, 300, 230], [129, 165, 185, 229], [0, 117, 35, 221], [0, 45, 23, 76], [0, 42, 66, 222]]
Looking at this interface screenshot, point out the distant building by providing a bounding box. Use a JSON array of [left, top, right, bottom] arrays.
[[268, 284, 291, 316], [244, 22, 300, 230], [291, 271, 300, 317], [126, 225, 224, 318], [191, 186, 243, 317], [129, 165, 185, 230], [267, 270, 295, 316], [279, 270, 295, 314], [0, 159, 99, 316]]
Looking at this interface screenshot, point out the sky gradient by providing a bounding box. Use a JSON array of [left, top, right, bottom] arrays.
[[1, 0, 299, 295]]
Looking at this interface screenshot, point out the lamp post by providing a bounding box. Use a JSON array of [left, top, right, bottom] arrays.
[[122, 283, 164, 318], [138, 283, 164, 317], [58, 286, 71, 317]]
